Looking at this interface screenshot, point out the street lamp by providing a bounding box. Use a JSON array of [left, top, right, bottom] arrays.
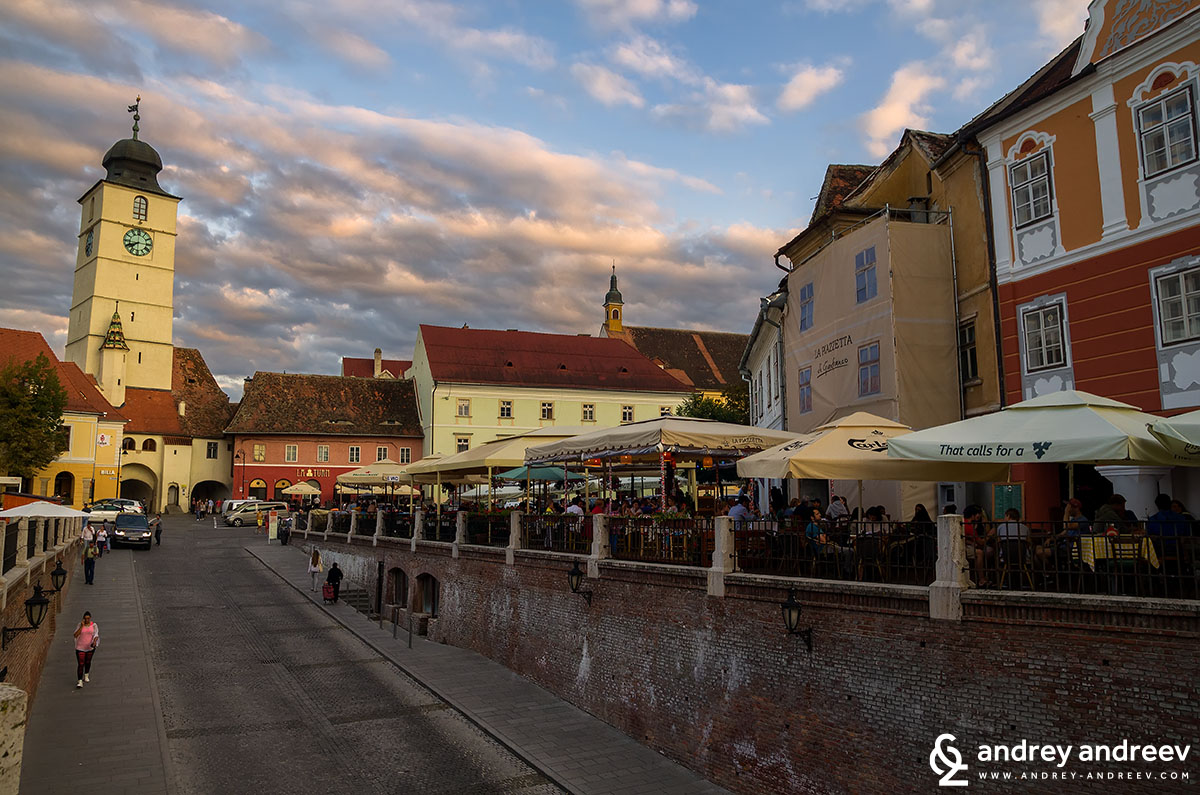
[[2, 585, 51, 649], [780, 589, 813, 653], [234, 449, 246, 496], [47, 561, 67, 593], [567, 561, 592, 606]]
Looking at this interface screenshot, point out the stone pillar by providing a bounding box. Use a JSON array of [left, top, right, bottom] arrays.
[[930, 514, 968, 621], [0, 684, 28, 794], [303, 511, 311, 538], [1095, 466, 1173, 521], [411, 510, 422, 553], [1090, 83, 1128, 238], [587, 514, 609, 578], [708, 516, 734, 597], [453, 512, 467, 559], [375, 510, 384, 536], [348, 511, 358, 537], [15, 520, 29, 568], [506, 511, 522, 566]]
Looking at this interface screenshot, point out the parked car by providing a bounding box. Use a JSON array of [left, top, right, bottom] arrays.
[[84, 498, 143, 523], [221, 499, 263, 516], [224, 501, 289, 527], [112, 514, 153, 549]]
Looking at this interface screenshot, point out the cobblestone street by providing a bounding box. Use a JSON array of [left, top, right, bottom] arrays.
[[23, 515, 559, 794]]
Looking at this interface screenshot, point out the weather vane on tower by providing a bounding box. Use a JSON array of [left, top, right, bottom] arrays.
[[128, 95, 141, 140]]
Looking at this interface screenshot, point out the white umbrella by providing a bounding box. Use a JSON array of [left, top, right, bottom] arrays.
[[1148, 409, 1200, 461], [888, 390, 1178, 465], [281, 482, 321, 496], [525, 416, 799, 464], [0, 501, 90, 518]]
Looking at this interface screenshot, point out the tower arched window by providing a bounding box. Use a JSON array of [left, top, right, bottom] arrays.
[[612, 309, 619, 319], [122, 437, 136, 451], [133, 196, 148, 222], [141, 438, 157, 452]]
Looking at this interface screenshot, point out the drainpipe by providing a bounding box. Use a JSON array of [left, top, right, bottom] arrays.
[[964, 141, 1007, 408], [947, 209, 965, 421]]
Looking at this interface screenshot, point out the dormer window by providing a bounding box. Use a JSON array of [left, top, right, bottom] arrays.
[[133, 195, 148, 222], [558, 363, 567, 370], [505, 361, 514, 367]]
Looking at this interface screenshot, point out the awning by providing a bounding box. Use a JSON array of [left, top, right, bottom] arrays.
[[525, 416, 799, 464]]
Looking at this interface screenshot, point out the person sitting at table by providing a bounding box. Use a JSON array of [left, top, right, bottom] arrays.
[[805, 507, 852, 576], [1094, 494, 1132, 533], [853, 506, 886, 536], [910, 504, 934, 535], [1035, 499, 1087, 569], [1148, 493, 1189, 555], [962, 504, 995, 586], [995, 507, 1031, 541], [728, 496, 755, 525]]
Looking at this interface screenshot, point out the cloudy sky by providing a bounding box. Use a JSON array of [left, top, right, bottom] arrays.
[[0, 0, 1089, 399]]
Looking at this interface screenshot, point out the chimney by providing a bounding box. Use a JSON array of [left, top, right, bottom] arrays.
[[373, 348, 382, 378], [178, 400, 187, 417]]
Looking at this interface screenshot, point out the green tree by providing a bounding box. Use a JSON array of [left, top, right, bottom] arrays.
[[675, 381, 750, 426], [0, 354, 68, 478]]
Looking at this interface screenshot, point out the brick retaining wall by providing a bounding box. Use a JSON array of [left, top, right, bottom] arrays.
[[306, 533, 1200, 793]]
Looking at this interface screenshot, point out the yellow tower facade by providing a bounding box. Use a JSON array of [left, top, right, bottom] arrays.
[[66, 116, 180, 392], [602, 266, 624, 337]]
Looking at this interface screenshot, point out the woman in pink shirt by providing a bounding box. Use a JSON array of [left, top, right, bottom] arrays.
[[73, 612, 99, 689]]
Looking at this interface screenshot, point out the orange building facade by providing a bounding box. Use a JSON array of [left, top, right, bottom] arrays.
[[974, 2, 1200, 518]]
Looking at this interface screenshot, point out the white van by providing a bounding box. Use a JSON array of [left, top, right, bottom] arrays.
[[222, 499, 262, 516], [224, 501, 289, 526]]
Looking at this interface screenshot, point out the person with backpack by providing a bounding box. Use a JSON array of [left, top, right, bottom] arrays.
[[325, 562, 344, 602]]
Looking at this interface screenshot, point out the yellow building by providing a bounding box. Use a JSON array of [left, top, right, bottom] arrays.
[[63, 109, 234, 511], [409, 324, 693, 457], [0, 327, 127, 507]]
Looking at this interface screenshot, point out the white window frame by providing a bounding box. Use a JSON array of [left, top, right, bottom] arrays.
[[620, 405, 634, 423], [348, 445, 361, 464], [285, 444, 298, 463], [206, 441, 218, 459], [399, 447, 411, 464], [455, 436, 470, 454], [499, 400, 513, 419], [1021, 302, 1067, 373], [1155, 265, 1200, 346], [1009, 151, 1053, 229], [376, 446, 388, 462], [659, 405, 671, 417], [857, 342, 881, 397], [798, 282, 814, 331], [540, 402, 554, 420], [582, 403, 595, 422], [456, 398, 470, 417], [1137, 85, 1198, 180], [958, 321, 978, 382], [855, 247, 877, 304], [253, 443, 266, 462], [317, 444, 329, 463], [133, 195, 148, 222], [798, 367, 812, 414]]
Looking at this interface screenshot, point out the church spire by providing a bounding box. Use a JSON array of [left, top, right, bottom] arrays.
[[603, 264, 624, 337], [605, 264, 623, 306], [128, 95, 141, 140], [101, 307, 130, 351]]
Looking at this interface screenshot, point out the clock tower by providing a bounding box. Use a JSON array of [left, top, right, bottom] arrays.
[[65, 104, 180, 393]]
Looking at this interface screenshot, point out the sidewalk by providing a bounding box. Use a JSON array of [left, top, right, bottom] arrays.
[[249, 542, 730, 795], [20, 547, 172, 795]]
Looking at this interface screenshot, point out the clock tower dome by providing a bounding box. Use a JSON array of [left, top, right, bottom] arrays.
[[65, 101, 180, 393]]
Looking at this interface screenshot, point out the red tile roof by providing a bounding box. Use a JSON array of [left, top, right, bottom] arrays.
[[623, 327, 750, 392], [123, 347, 234, 438], [418, 325, 692, 392], [809, 164, 877, 225], [226, 371, 422, 436], [341, 357, 412, 378], [0, 327, 125, 421]]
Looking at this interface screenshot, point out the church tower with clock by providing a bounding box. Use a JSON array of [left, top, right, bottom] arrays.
[[65, 106, 180, 395]]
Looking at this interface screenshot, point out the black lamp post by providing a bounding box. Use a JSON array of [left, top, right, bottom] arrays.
[[3, 585, 51, 649], [780, 588, 813, 653], [48, 560, 67, 593], [567, 561, 592, 606]]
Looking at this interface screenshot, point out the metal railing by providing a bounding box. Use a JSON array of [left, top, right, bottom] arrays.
[[329, 511, 351, 534], [353, 511, 372, 533], [295, 512, 308, 532], [731, 519, 936, 585], [381, 512, 414, 539], [608, 517, 714, 567], [520, 514, 589, 554], [421, 512, 457, 543], [3, 522, 17, 573], [465, 513, 511, 547], [968, 520, 1198, 600]]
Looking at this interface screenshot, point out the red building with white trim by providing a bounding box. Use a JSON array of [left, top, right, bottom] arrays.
[[226, 371, 422, 504]]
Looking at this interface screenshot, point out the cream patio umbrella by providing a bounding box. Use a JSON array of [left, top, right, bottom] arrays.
[[887, 391, 1178, 467], [335, 458, 412, 486], [0, 501, 90, 518], [281, 482, 321, 496], [736, 412, 1010, 482], [1148, 409, 1200, 461]]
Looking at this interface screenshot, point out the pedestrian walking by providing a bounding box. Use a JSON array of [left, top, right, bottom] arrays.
[[73, 611, 99, 688], [207, 498, 214, 517], [82, 523, 95, 545], [308, 549, 323, 591], [325, 562, 343, 602], [82, 540, 99, 585], [153, 513, 163, 545], [96, 523, 108, 557]]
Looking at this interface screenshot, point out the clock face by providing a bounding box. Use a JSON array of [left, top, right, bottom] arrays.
[[123, 228, 153, 257], [84, 229, 94, 257]]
